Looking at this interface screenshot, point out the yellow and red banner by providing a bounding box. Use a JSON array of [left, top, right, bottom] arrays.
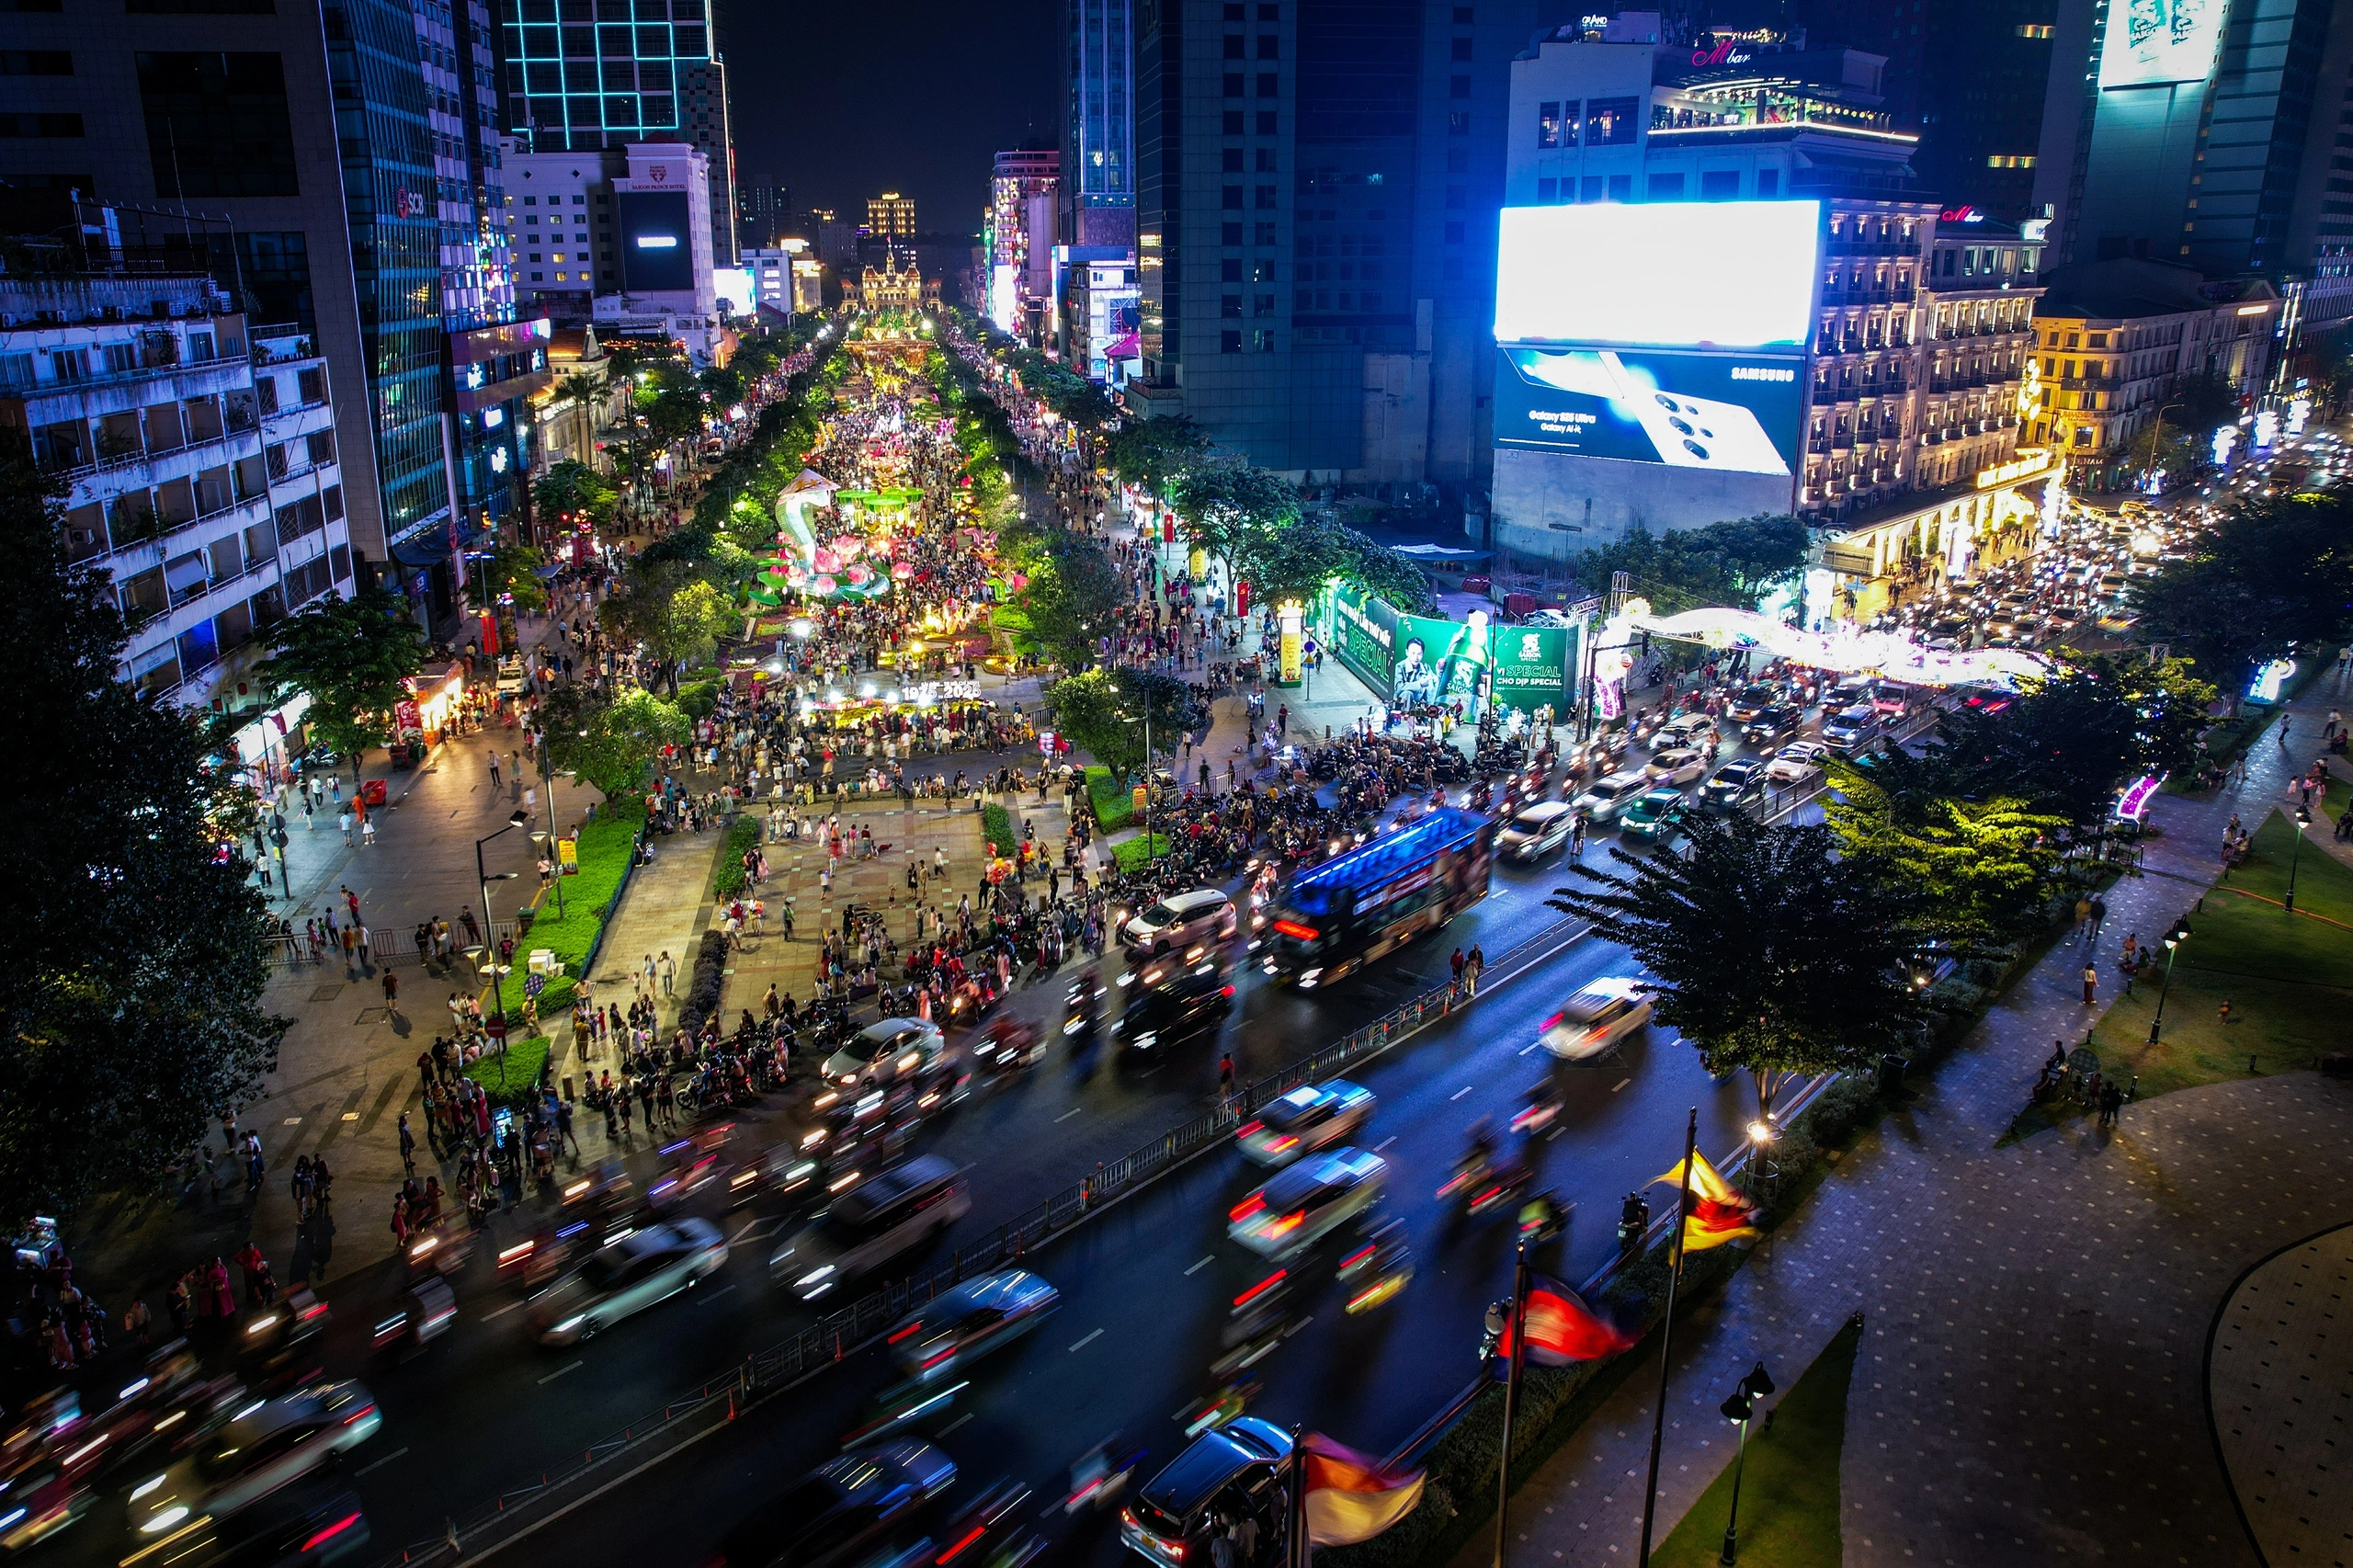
[[1652, 1149, 1764, 1252], [1495, 1277, 1638, 1367], [1302, 1433, 1425, 1546]]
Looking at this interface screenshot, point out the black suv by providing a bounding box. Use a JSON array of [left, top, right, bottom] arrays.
[[1114, 967, 1234, 1053], [1699, 758, 1767, 816]]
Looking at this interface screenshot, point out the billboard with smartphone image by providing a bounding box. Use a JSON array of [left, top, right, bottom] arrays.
[[1492, 345, 1803, 476]]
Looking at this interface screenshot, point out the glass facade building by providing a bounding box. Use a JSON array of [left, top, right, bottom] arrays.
[[1064, 0, 1137, 246]]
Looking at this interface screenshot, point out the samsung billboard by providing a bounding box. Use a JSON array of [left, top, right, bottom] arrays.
[[2097, 0, 2224, 88], [1493, 346, 1802, 476], [618, 190, 695, 293], [1493, 200, 1822, 351]]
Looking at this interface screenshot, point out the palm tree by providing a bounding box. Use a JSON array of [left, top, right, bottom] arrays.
[[551, 370, 608, 470]]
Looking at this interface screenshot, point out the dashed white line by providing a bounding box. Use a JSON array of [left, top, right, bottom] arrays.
[[1053, 1107, 1085, 1123], [354, 1446, 409, 1478], [1611, 1078, 1632, 1093], [538, 1359, 585, 1384], [938, 1413, 973, 1437], [697, 1284, 736, 1306], [1184, 1256, 1214, 1276], [1449, 1085, 1472, 1102], [1372, 1136, 1397, 1153], [1518, 1040, 1541, 1056], [480, 1301, 526, 1322], [1069, 1328, 1105, 1353]]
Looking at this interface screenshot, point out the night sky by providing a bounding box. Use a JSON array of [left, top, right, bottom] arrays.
[[718, 0, 1061, 238]]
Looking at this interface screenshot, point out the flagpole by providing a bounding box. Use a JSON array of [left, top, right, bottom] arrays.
[[1290, 1424, 1308, 1568], [1637, 1107, 1699, 1568], [1492, 1235, 1531, 1568]]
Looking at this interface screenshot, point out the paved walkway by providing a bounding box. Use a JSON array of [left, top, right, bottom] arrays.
[[1461, 669, 2353, 1568], [2207, 1221, 2353, 1568]]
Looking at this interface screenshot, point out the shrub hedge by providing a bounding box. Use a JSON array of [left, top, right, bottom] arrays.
[[491, 799, 645, 1024], [981, 802, 1018, 857], [1085, 765, 1134, 831], [714, 812, 762, 898], [465, 1033, 550, 1109], [676, 928, 730, 1043]]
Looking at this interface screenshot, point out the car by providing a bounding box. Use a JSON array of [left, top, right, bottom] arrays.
[[1867, 681, 1914, 718], [1699, 758, 1767, 816], [524, 1218, 727, 1346], [1495, 800, 1574, 861], [1617, 788, 1688, 847], [821, 1017, 946, 1090], [125, 1382, 381, 1540], [1569, 769, 1650, 824], [710, 1440, 958, 1568], [1724, 684, 1780, 724], [1642, 747, 1708, 787], [773, 1155, 970, 1301], [1656, 713, 1719, 753], [119, 1482, 371, 1568], [1739, 705, 1801, 748], [1236, 1080, 1375, 1166], [1113, 965, 1233, 1052], [1120, 1418, 1292, 1568], [1764, 741, 1831, 788], [1121, 889, 1239, 955], [1828, 676, 1876, 711], [885, 1269, 1060, 1382], [1819, 706, 1883, 756], [1540, 976, 1654, 1060], [1228, 1148, 1387, 1259]]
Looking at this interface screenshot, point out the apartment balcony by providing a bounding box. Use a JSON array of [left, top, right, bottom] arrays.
[[61, 426, 261, 506], [1824, 236, 1922, 258], [100, 491, 270, 574], [2, 354, 252, 424]]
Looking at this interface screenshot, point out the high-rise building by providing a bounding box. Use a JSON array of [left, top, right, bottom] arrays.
[[1, 0, 542, 631], [989, 148, 1060, 335], [867, 191, 917, 239], [1063, 0, 1138, 247], [738, 180, 790, 250], [496, 0, 739, 268], [1130, 0, 1533, 489]]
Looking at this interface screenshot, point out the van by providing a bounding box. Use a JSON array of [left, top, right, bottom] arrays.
[[771, 1155, 969, 1301], [1820, 705, 1883, 756], [1120, 1418, 1292, 1567], [1120, 888, 1238, 955], [1828, 675, 1875, 711]]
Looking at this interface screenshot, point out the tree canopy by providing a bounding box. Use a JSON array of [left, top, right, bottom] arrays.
[[1103, 417, 1209, 496], [257, 585, 427, 777], [2132, 492, 2353, 695], [1566, 515, 1808, 612], [533, 458, 618, 527], [1046, 665, 1207, 779], [0, 436, 285, 1225], [1233, 509, 1429, 613], [1824, 765, 2064, 945], [540, 682, 689, 801], [1017, 533, 1125, 670]]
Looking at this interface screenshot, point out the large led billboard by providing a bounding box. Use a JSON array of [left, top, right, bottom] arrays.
[[1492, 346, 1802, 476], [1323, 585, 1576, 723], [1493, 200, 1821, 350], [618, 190, 694, 292], [2097, 0, 2223, 88]]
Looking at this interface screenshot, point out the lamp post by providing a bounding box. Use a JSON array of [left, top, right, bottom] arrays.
[[475, 808, 530, 976], [2285, 802, 2313, 913], [1716, 1361, 1777, 1565], [2147, 919, 2191, 1045]]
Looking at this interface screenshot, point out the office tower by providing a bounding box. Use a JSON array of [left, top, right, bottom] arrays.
[[867, 191, 916, 239], [1063, 0, 1138, 246], [738, 180, 790, 250], [0, 210, 354, 715], [989, 148, 1060, 335], [496, 0, 739, 268], [1130, 0, 1533, 486], [0, 0, 543, 631]]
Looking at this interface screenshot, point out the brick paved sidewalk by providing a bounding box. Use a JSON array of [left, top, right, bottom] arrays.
[[1458, 667, 2353, 1568]]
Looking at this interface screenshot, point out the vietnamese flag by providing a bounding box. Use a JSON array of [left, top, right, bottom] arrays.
[[1495, 1277, 1639, 1367], [1652, 1149, 1764, 1252], [1301, 1433, 1426, 1546]]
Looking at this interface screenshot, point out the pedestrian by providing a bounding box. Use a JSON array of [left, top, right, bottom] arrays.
[[337, 809, 353, 846], [489, 752, 502, 787], [123, 1294, 152, 1348], [2081, 962, 2097, 1005], [381, 968, 400, 1016], [2097, 1081, 2123, 1128], [397, 1111, 417, 1176], [1466, 944, 1485, 996], [2086, 896, 2107, 945], [658, 949, 676, 996], [2073, 894, 2092, 937], [360, 815, 376, 848], [1218, 1052, 1235, 1096], [2219, 997, 2234, 1026], [1449, 947, 1465, 990]]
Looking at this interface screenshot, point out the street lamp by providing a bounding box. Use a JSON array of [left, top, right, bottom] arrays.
[[2285, 802, 2313, 913], [2147, 919, 2191, 1045], [475, 808, 530, 971], [1716, 1361, 1776, 1565]]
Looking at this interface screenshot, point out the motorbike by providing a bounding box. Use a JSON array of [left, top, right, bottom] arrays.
[[974, 1017, 1044, 1075], [1617, 1190, 1654, 1260], [371, 1277, 457, 1358], [1336, 1219, 1414, 1314], [1064, 1440, 1148, 1514], [1510, 1078, 1564, 1136]]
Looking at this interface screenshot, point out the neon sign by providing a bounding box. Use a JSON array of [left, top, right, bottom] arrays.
[[1689, 38, 1753, 66], [2115, 776, 2161, 823], [1938, 205, 1985, 223]]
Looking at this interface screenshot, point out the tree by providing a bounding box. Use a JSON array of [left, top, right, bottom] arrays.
[[540, 682, 689, 801], [1231, 510, 1426, 612], [1169, 460, 1300, 567], [533, 458, 617, 527], [599, 562, 735, 694], [0, 435, 285, 1225], [1018, 533, 1125, 670], [1824, 763, 2064, 944], [549, 370, 607, 464], [1046, 665, 1208, 779], [1103, 416, 1209, 497], [257, 585, 426, 778], [469, 540, 547, 616], [1548, 816, 1933, 1119], [2133, 492, 2353, 697], [1566, 515, 1808, 612]]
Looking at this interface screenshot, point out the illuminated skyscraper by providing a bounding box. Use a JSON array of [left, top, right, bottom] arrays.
[[989, 148, 1060, 333], [868, 191, 917, 239], [1063, 0, 1136, 246]]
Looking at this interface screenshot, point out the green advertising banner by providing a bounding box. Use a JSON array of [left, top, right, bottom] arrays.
[[1321, 586, 1576, 723]]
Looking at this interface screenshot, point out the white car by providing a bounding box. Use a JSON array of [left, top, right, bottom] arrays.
[[1656, 713, 1720, 753], [524, 1218, 729, 1346], [1643, 747, 1709, 788], [1236, 1080, 1376, 1166], [1540, 977, 1654, 1060], [1228, 1148, 1387, 1259], [1764, 741, 1831, 788], [1121, 888, 1239, 955], [1569, 770, 1651, 824], [821, 1017, 946, 1089], [1496, 800, 1574, 861], [126, 1381, 381, 1538]]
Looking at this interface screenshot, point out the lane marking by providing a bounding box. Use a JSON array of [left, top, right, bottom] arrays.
[[697, 1284, 736, 1306], [938, 1413, 973, 1437], [1449, 1085, 1472, 1102], [354, 1447, 409, 1478], [1184, 1256, 1213, 1276], [1053, 1107, 1085, 1123], [1069, 1328, 1104, 1353], [1518, 1040, 1540, 1056], [1611, 1078, 1632, 1093], [1372, 1136, 1397, 1153], [1547, 1126, 1565, 1142], [538, 1359, 585, 1385], [480, 1301, 526, 1322]]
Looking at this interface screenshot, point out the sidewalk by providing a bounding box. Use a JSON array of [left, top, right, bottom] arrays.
[[1458, 669, 2353, 1568]]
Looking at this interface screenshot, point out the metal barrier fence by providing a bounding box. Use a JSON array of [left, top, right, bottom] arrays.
[[264, 920, 522, 973]]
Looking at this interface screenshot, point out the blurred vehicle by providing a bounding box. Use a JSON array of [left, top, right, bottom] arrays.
[[823, 1018, 946, 1091], [1228, 1148, 1387, 1260], [1867, 681, 1914, 719], [1724, 684, 1780, 725], [525, 1218, 727, 1346], [773, 1155, 969, 1301], [118, 1482, 369, 1568], [1236, 1080, 1374, 1167], [125, 1381, 380, 1539], [1495, 800, 1574, 862], [1066, 1439, 1149, 1515], [370, 1278, 456, 1358], [1120, 890, 1237, 956], [1540, 976, 1653, 1061], [1119, 1418, 1291, 1568], [1111, 966, 1233, 1053], [1819, 706, 1883, 756], [1260, 810, 1494, 990], [1617, 788, 1688, 848], [1739, 705, 1801, 749], [1568, 770, 1649, 824], [1764, 741, 1831, 788], [1656, 713, 1719, 753], [1336, 1218, 1414, 1314], [1642, 748, 1708, 788], [886, 1270, 1060, 1383], [1698, 758, 1767, 816], [972, 1017, 1043, 1075], [709, 1440, 957, 1568]]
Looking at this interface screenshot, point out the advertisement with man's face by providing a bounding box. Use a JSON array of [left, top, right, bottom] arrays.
[[1493, 346, 1802, 476], [1325, 586, 1573, 723]]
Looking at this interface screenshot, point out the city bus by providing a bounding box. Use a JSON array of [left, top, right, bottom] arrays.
[[1259, 808, 1496, 990]]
